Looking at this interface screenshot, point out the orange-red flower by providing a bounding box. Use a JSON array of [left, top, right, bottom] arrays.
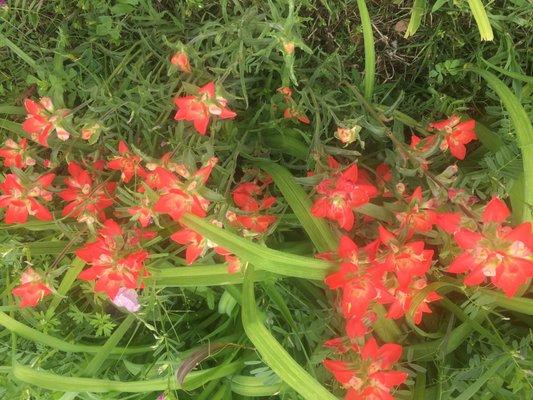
[[76, 220, 150, 299], [12, 268, 52, 308], [171, 228, 208, 264], [107, 141, 146, 183], [22, 97, 70, 147], [0, 173, 54, 224], [311, 163, 378, 230], [171, 51, 192, 73], [59, 162, 115, 223], [428, 115, 477, 160], [448, 198, 533, 297], [324, 337, 407, 400], [174, 82, 236, 135], [0, 138, 34, 169]]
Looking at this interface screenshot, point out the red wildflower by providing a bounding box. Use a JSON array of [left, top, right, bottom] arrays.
[[385, 278, 441, 324], [0, 138, 34, 168], [0, 173, 54, 224], [59, 162, 114, 223], [482, 197, 510, 223], [449, 210, 533, 296], [171, 51, 191, 73], [377, 226, 434, 288], [428, 115, 477, 160], [324, 338, 407, 400], [107, 141, 146, 183], [311, 164, 378, 230], [234, 214, 277, 233], [174, 82, 236, 135], [215, 247, 242, 273], [283, 107, 310, 124], [76, 220, 150, 299], [22, 97, 70, 147], [12, 268, 52, 308], [154, 188, 206, 221], [170, 228, 208, 264]]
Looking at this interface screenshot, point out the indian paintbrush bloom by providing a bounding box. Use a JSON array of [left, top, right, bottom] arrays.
[[448, 197, 533, 296], [0, 138, 34, 168], [0, 173, 54, 224], [22, 97, 70, 147], [107, 141, 146, 183], [174, 82, 236, 135], [428, 115, 477, 160], [171, 51, 192, 73], [12, 268, 52, 308]]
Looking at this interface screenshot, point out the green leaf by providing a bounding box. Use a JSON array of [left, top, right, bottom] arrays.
[[478, 288, 533, 315], [0, 312, 151, 355], [230, 375, 283, 397], [466, 0, 494, 41], [404, 0, 426, 38], [356, 0, 376, 100], [255, 160, 337, 252], [0, 33, 40, 71], [241, 266, 337, 400], [149, 263, 271, 287], [453, 357, 509, 400], [468, 67, 533, 222], [180, 214, 333, 280], [11, 361, 243, 392]]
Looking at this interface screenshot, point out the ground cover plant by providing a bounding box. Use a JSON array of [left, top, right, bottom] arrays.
[[0, 0, 532, 399]]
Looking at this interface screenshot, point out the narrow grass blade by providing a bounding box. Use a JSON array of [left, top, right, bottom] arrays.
[[46, 258, 85, 319], [0, 312, 152, 355], [453, 357, 508, 400], [468, 67, 533, 222], [481, 59, 533, 84], [0, 105, 25, 115], [0, 33, 40, 71], [466, 0, 494, 41], [255, 160, 337, 251], [181, 214, 333, 280], [404, 0, 426, 38], [12, 361, 243, 392], [355, 0, 376, 100], [241, 266, 337, 400], [479, 288, 533, 315]]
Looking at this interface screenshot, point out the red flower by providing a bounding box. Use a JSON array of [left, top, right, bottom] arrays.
[[0, 173, 54, 224], [385, 278, 441, 324], [154, 188, 206, 221], [214, 247, 242, 273], [482, 197, 510, 223], [171, 51, 191, 73], [107, 141, 146, 183], [234, 214, 277, 233], [76, 220, 150, 299], [324, 338, 407, 400], [377, 226, 434, 287], [170, 228, 208, 264], [283, 107, 310, 124], [0, 138, 34, 168], [449, 220, 533, 296], [12, 268, 52, 308], [22, 97, 70, 147], [59, 162, 114, 222], [428, 115, 477, 160], [311, 163, 378, 230], [174, 82, 236, 135]]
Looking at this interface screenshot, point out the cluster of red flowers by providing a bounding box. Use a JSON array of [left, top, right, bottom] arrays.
[[309, 114, 531, 398], [5, 80, 241, 307], [227, 176, 278, 235], [324, 338, 407, 400], [311, 158, 378, 230]]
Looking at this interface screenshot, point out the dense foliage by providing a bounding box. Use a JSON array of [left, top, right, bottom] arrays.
[[0, 1, 532, 399]]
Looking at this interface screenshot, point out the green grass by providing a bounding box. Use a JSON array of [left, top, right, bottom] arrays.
[[1, 1, 532, 399]]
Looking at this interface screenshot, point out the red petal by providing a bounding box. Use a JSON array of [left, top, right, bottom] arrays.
[[482, 197, 510, 224]]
